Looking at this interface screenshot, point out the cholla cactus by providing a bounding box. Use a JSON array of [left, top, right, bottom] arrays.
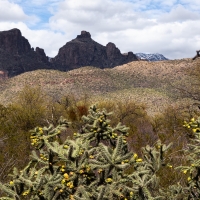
[[177, 117, 200, 199], [159, 117, 200, 200], [0, 105, 172, 200]]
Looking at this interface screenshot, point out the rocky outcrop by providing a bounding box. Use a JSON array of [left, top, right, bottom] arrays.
[[0, 28, 31, 55], [51, 31, 138, 71], [0, 29, 51, 77], [0, 29, 138, 76]]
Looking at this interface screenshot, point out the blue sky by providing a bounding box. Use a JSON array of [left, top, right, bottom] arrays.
[[0, 0, 200, 59]]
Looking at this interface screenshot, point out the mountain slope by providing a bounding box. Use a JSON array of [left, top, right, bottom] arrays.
[[0, 58, 199, 116]]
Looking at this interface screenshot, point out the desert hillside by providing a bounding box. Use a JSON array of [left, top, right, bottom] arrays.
[[0, 58, 199, 116]]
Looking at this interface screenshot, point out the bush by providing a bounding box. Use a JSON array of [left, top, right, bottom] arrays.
[[0, 105, 173, 200], [1, 105, 200, 199]]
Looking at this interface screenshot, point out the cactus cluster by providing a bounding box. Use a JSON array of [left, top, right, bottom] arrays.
[[0, 106, 199, 199]]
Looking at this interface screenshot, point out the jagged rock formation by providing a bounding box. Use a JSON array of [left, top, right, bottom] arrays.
[[51, 31, 138, 71], [0, 29, 138, 77], [0, 28, 50, 77]]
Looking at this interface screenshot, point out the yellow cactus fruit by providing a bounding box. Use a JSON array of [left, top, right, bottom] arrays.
[[63, 173, 69, 180], [9, 181, 14, 186], [69, 183, 74, 188], [67, 181, 74, 188], [61, 179, 66, 184], [63, 145, 69, 149], [183, 170, 187, 174], [133, 153, 138, 159], [191, 118, 195, 122], [105, 178, 113, 183], [22, 191, 29, 196], [136, 158, 143, 162]]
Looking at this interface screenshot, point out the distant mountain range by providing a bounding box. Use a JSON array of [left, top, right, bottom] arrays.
[[136, 53, 168, 61], [0, 28, 170, 78], [0, 29, 138, 77]]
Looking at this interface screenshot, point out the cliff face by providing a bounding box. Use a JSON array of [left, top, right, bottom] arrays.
[[0, 28, 31, 55], [0, 29, 50, 77], [0, 29, 138, 76], [51, 31, 138, 71]]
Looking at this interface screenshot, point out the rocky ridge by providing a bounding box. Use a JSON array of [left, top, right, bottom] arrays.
[[0, 29, 138, 76], [51, 30, 138, 71], [0, 28, 51, 77]]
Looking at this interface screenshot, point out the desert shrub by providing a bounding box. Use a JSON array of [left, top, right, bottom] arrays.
[[0, 86, 50, 182], [0, 105, 173, 200], [47, 94, 90, 137], [152, 105, 192, 188], [96, 100, 157, 153], [8, 85, 49, 131]]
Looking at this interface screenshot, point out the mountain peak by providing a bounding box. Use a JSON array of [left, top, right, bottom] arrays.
[[77, 30, 91, 39], [136, 53, 168, 61]]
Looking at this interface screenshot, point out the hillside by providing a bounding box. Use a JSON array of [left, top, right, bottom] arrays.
[[0, 58, 199, 116]]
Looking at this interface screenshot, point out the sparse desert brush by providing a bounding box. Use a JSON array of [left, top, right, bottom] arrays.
[[0, 59, 199, 115]]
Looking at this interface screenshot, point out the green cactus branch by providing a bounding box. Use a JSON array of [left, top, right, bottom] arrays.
[[1, 105, 193, 200]]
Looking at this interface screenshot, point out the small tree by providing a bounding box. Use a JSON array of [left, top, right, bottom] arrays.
[[0, 105, 172, 200]]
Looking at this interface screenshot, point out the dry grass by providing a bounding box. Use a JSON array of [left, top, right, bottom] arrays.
[[0, 58, 200, 116]]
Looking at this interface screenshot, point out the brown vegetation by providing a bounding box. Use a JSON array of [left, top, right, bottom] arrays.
[[0, 57, 200, 191]]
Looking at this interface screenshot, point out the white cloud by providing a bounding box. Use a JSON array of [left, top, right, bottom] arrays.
[[49, 0, 155, 33], [0, 0, 200, 59], [0, 0, 28, 21], [107, 20, 200, 59], [159, 4, 200, 22], [0, 21, 67, 57]]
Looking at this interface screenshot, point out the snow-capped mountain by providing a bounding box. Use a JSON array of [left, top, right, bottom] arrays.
[[136, 53, 168, 61]]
